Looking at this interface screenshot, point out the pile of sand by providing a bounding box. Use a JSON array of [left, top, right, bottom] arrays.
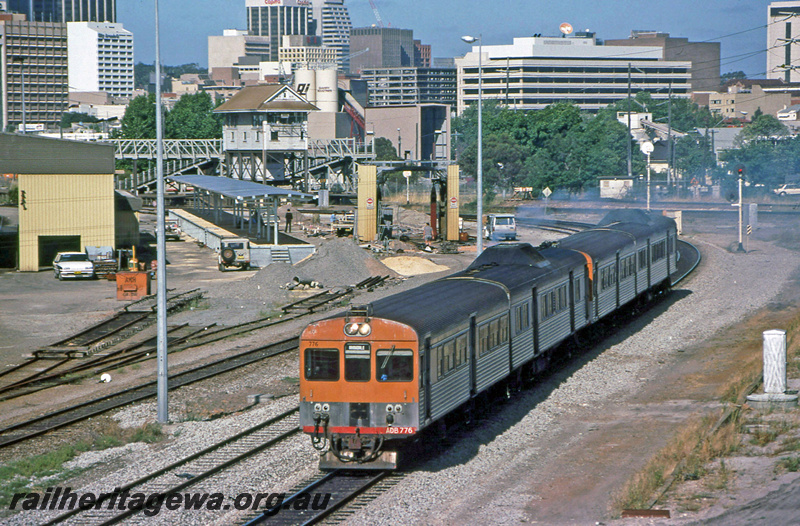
[[380, 256, 449, 276]]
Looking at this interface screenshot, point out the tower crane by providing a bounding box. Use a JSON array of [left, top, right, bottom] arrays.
[[369, 0, 386, 28]]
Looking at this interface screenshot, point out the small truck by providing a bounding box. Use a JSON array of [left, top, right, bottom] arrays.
[[484, 213, 517, 241], [218, 238, 251, 271]]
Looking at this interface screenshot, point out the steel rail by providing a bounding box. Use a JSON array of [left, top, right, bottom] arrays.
[[42, 407, 300, 525], [0, 337, 298, 449]]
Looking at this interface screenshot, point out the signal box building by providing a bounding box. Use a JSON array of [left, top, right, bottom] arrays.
[[214, 83, 318, 183]]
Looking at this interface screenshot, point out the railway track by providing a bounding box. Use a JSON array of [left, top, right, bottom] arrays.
[[0, 337, 298, 449], [41, 407, 301, 525], [243, 470, 394, 525], [0, 277, 394, 400]]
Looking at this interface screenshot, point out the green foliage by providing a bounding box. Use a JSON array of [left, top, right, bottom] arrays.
[[374, 137, 400, 161], [721, 71, 747, 84], [165, 91, 222, 139], [116, 93, 157, 139], [116, 92, 222, 140], [734, 114, 789, 146], [720, 115, 799, 188], [453, 100, 633, 195], [60, 112, 100, 129]]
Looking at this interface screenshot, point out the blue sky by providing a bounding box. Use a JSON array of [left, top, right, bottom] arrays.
[[119, 0, 770, 76]]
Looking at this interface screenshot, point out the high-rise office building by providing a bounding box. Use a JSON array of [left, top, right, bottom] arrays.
[[67, 21, 133, 98], [246, 0, 311, 62], [0, 18, 69, 130], [6, 0, 115, 22], [456, 35, 691, 114], [606, 31, 720, 91], [310, 0, 351, 71], [349, 27, 414, 74], [767, 1, 800, 83]]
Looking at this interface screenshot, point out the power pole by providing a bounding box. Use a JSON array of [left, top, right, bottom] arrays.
[[627, 63, 632, 179]]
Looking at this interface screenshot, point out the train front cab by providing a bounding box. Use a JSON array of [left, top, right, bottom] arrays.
[[299, 310, 420, 470]]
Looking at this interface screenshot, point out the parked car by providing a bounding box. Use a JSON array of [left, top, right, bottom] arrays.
[[53, 252, 95, 280], [164, 219, 182, 241], [774, 183, 800, 196], [218, 238, 251, 271]]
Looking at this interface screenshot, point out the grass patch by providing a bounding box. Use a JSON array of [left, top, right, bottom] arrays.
[[776, 436, 800, 454], [775, 456, 800, 473], [0, 421, 164, 509], [612, 410, 741, 513]]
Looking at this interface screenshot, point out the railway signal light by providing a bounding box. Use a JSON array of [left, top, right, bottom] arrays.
[[735, 164, 746, 179]]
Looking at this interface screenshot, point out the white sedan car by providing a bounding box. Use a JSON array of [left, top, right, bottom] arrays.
[[53, 252, 95, 280]]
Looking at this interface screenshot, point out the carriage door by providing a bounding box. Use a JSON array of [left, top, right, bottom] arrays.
[[423, 337, 431, 421], [584, 265, 591, 321], [531, 288, 540, 356], [568, 271, 575, 333], [615, 252, 621, 309], [469, 315, 477, 396]]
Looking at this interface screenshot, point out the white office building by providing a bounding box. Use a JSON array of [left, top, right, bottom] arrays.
[[67, 21, 133, 98], [767, 1, 800, 83], [310, 0, 351, 71], [247, 0, 312, 62], [455, 35, 691, 114]]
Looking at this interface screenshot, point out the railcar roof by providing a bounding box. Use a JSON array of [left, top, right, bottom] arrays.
[[456, 246, 584, 292], [556, 228, 639, 256], [366, 278, 510, 337]]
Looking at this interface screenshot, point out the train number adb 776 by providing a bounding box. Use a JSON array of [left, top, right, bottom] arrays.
[[385, 426, 415, 434]]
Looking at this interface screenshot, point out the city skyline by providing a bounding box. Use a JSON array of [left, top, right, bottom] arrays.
[[117, 0, 769, 77]]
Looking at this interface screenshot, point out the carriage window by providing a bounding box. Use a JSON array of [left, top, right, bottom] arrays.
[[344, 343, 370, 382], [638, 248, 647, 270], [456, 335, 468, 366], [304, 348, 339, 381], [500, 314, 509, 344], [479, 325, 489, 355], [490, 319, 500, 348], [377, 348, 413, 382]]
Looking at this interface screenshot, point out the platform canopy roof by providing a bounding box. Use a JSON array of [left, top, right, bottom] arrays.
[[168, 175, 312, 201]]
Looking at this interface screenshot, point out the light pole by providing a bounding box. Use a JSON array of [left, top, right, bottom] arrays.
[[462, 34, 483, 255], [736, 165, 745, 252], [641, 141, 654, 211], [154, 0, 169, 423]]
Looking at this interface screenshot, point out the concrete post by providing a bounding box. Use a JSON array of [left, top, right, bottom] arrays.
[[747, 329, 797, 410], [763, 330, 787, 395]]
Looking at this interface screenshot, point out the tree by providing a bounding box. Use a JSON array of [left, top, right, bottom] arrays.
[[720, 71, 747, 85], [733, 114, 789, 147], [374, 137, 400, 161], [115, 94, 157, 139], [60, 112, 99, 128], [164, 91, 222, 139]]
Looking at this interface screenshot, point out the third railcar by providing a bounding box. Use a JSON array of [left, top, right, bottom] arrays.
[[299, 210, 679, 469]]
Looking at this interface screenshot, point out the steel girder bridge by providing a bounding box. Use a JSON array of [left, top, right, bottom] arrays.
[[111, 138, 375, 195]]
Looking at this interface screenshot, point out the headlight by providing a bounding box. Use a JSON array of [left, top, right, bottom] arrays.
[[358, 323, 371, 335], [314, 403, 321, 412], [344, 323, 360, 335], [386, 404, 394, 413], [322, 403, 330, 412], [394, 404, 403, 413]]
